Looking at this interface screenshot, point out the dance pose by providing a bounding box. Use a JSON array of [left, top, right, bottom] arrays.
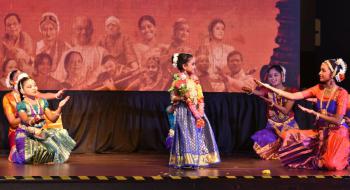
[[167, 53, 220, 168], [256, 58, 349, 170], [9, 77, 75, 164], [2, 70, 64, 160], [245, 65, 299, 160]]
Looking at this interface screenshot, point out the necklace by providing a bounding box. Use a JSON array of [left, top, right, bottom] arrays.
[[319, 86, 338, 115], [25, 98, 43, 117], [271, 88, 288, 120], [272, 92, 283, 106]]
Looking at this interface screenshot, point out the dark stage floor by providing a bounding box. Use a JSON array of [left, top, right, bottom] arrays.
[[1, 153, 350, 190], [0, 153, 349, 177]]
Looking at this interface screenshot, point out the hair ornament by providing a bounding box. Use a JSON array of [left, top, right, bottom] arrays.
[[172, 53, 179, 68], [334, 58, 347, 82]]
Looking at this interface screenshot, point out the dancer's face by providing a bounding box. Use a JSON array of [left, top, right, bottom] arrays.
[[183, 57, 196, 74], [140, 20, 156, 41], [267, 68, 282, 87], [22, 79, 38, 97], [319, 62, 332, 82]]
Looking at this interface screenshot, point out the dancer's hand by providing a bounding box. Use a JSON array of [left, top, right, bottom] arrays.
[[298, 104, 316, 115], [55, 89, 65, 99], [58, 96, 70, 108], [306, 98, 317, 103], [254, 79, 271, 89]]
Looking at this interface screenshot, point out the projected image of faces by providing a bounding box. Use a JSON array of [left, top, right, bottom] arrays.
[[0, 0, 298, 91]]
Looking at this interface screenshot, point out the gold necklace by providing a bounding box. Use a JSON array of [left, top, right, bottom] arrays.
[[272, 88, 287, 120], [273, 92, 283, 106], [25, 98, 42, 117], [320, 86, 338, 115]]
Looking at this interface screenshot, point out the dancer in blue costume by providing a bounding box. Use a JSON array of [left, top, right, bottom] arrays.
[[10, 77, 75, 164], [168, 53, 220, 168]]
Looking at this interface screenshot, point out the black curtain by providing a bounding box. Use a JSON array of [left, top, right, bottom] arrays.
[[0, 91, 314, 155]]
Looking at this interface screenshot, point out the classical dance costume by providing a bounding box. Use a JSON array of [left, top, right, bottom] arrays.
[[251, 88, 299, 160], [168, 72, 220, 168], [2, 92, 21, 153], [279, 85, 349, 170], [10, 98, 76, 164]]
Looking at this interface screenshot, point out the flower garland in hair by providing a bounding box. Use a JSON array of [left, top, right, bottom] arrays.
[[5, 71, 14, 89], [14, 72, 29, 91], [172, 53, 179, 68], [280, 65, 287, 83], [334, 58, 347, 82]]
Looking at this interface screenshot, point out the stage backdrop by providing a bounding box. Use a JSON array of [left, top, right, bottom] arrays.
[[0, 0, 299, 92]]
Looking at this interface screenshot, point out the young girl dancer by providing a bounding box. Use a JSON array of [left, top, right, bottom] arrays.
[[256, 58, 349, 170], [168, 53, 220, 168], [245, 65, 299, 160]]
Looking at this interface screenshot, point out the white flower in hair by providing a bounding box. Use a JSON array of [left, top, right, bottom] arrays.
[[5, 71, 13, 89], [14, 72, 29, 91], [172, 53, 179, 68], [335, 58, 347, 82], [335, 58, 347, 70], [280, 65, 287, 83]]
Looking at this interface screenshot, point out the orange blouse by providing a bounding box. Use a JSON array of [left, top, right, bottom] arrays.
[[2, 91, 20, 129]]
